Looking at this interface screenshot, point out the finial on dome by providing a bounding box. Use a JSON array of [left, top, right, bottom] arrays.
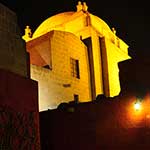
[[22, 25, 32, 42], [76, 1, 82, 12], [83, 2, 88, 12], [76, 1, 88, 12], [112, 27, 116, 34], [25, 25, 32, 38]]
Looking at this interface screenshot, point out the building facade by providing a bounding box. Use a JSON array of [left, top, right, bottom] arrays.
[[23, 1, 131, 111]]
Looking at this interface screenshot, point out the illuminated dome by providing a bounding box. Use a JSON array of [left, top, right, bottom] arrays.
[[33, 12, 75, 37], [32, 10, 111, 38]]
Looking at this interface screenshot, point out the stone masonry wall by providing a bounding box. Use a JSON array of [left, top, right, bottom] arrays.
[[0, 3, 29, 77], [31, 30, 91, 111]]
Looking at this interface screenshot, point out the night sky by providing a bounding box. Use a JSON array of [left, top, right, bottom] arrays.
[[1, 0, 150, 58]]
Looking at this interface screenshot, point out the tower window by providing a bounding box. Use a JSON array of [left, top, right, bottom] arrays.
[[70, 58, 80, 79]]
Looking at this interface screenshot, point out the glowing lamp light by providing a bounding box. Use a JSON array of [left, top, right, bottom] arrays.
[[134, 101, 141, 111]]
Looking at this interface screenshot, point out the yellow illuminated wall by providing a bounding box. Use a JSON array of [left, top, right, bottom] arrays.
[[23, 1, 131, 111], [30, 30, 91, 111], [102, 37, 130, 97]]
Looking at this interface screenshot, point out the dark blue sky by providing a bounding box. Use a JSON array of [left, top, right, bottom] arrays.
[[1, 0, 150, 58]]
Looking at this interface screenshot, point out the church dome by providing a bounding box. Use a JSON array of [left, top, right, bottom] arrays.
[[33, 1, 110, 38], [32, 10, 111, 38], [33, 12, 75, 38]]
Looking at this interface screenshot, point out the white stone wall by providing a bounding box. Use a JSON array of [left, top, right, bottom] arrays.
[[31, 30, 91, 111]]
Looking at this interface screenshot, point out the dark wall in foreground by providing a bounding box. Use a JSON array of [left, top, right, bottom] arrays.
[[0, 69, 40, 149], [40, 94, 150, 150]]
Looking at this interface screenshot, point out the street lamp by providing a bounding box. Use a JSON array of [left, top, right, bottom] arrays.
[[134, 101, 141, 111]]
